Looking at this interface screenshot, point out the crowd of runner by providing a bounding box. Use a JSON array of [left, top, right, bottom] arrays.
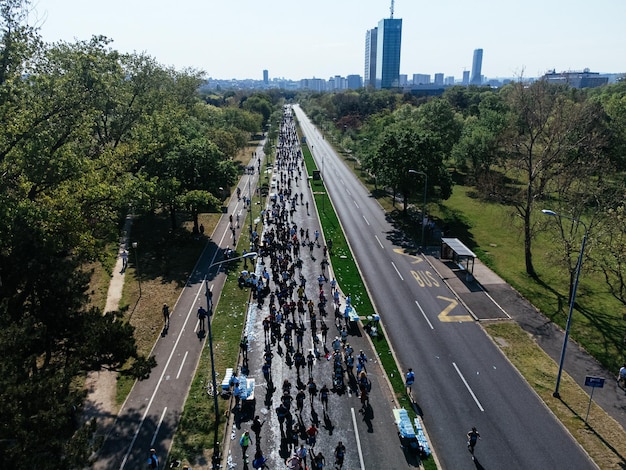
[[231, 107, 365, 470]]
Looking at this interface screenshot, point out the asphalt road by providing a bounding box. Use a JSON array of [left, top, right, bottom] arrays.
[[225, 108, 415, 470], [294, 105, 597, 470]]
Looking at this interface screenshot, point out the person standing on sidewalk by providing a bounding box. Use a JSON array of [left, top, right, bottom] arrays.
[[240, 431, 251, 462], [162, 304, 170, 327], [251, 415, 265, 445], [197, 306, 207, 333]]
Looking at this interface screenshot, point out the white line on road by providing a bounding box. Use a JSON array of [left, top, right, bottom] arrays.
[[374, 235, 384, 249], [119, 282, 207, 469], [354, 200, 360, 209], [391, 262, 404, 281], [362, 214, 369, 225], [452, 362, 485, 412], [176, 351, 189, 380], [346, 188, 352, 196], [150, 407, 167, 447], [415, 300, 434, 330], [350, 408, 366, 470]]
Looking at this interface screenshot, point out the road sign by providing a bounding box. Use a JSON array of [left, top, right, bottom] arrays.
[[584, 376, 605, 388], [583, 376, 605, 422]]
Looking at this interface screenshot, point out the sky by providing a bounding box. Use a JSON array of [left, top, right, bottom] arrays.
[[30, 0, 626, 81]]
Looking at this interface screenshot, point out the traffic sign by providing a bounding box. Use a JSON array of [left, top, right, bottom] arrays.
[[584, 376, 605, 388]]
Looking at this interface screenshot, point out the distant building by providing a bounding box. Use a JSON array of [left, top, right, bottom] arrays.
[[470, 48, 483, 85], [542, 69, 609, 88], [328, 75, 346, 91], [347, 74, 363, 89], [263, 69, 269, 85], [434, 73, 444, 85], [364, 28, 378, 87], [412, 74, 430, 85], [445, 76, 455, 85], [300, 78, 327, 92], [375, 17, 402, 88], [399, 74, 408, 86], [462, 70, 470, 85]]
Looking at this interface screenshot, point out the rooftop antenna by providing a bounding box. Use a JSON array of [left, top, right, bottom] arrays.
[[390, 0, 395, 18]]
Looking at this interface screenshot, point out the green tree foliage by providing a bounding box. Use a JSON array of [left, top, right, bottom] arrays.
[[361, 101, 459, 211], [0, 1, 261, 465], [451, 92, 509, 179]]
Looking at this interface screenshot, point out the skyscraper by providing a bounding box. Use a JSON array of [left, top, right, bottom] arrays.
[[375, 17, 402, 89], [470, 49, 483, 85], [462, 70, 470, 85], [263, 69, 269, 85], [364, 28, 378, 87]]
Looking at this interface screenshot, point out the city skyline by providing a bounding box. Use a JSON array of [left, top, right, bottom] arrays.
[[32, 0, 626, 81]]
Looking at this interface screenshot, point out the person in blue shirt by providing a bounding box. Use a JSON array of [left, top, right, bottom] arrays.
[[147, 448, 158, 469], [406, 368, 415, 389]]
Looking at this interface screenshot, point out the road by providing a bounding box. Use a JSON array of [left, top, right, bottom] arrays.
[[94, 149, 265, 469], [294, 104, 597, 470], [225, 107, 414, 470]]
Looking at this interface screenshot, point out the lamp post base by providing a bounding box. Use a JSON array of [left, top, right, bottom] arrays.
[[552, 391, 561, 399]]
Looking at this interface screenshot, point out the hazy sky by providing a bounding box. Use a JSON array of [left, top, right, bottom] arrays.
[[30, 0, 625, 81]]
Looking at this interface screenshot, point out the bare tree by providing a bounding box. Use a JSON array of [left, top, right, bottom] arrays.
[[497, 80, 610, 278]]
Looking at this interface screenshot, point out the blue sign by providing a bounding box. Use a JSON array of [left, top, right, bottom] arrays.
[[584, 376, 605, 388]]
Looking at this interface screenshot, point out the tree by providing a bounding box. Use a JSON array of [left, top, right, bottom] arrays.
[[0, 6, 157, 464], [497, 80, 610, 278], [363, 101, 457, 211]]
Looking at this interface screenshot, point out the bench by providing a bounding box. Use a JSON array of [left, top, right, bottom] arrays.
[[221, 368, 233, 390]]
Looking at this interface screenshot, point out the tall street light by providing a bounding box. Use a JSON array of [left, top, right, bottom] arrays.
[[131, 241, 141, 297], [542, 209, 589, 399], [409, 170, 428, 253], [205, 251, 257, 469]]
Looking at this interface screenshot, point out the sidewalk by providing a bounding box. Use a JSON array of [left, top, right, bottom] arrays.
[[427, 251, 626, 430]]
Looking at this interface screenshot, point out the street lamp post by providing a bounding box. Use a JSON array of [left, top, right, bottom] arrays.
[[205, 251, 257, 468], [131, 241, 141, 297], [542, 209, 589, 399], [408, 170, 428, 253], [248, 176, 254, 235]]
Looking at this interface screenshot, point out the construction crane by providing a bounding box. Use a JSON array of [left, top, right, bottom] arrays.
[[390, 0, 395, 18]]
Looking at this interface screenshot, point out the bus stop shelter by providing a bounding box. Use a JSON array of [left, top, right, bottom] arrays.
[[440, 238, 477, 278]]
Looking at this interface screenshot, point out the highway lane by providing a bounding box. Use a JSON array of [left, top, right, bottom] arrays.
[[294, 105, 596, 469]]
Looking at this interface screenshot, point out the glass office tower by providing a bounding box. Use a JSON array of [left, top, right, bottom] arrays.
[[375, 18, 402, 89]]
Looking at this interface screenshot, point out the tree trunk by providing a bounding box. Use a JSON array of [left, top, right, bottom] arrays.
[[523, 192, 536, 278], [169, 203, 177, 231]]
